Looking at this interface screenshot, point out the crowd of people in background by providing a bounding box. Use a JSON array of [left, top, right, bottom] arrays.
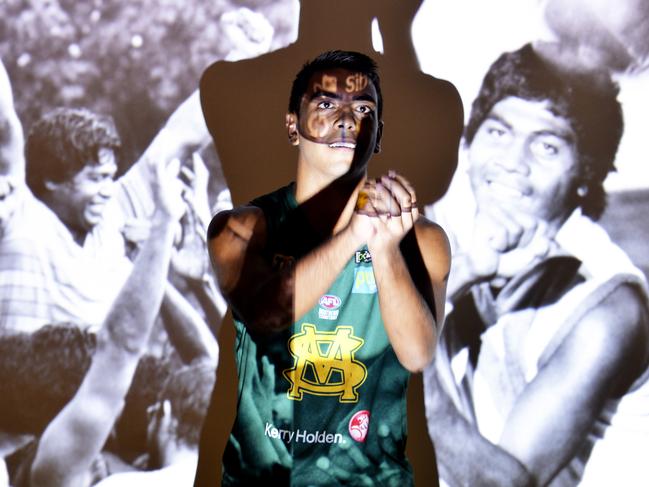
[[0, 54, 227, 485]]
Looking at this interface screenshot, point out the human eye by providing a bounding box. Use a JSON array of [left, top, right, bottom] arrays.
[[484, 122, 507, 138], [540, 142, 558, 156], [355, 104, 374, 115], [91, 170, 115, 183], [317, 99, 335, 110], [531, 136, 566, 158]]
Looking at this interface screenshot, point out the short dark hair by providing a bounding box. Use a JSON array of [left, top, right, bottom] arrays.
[[0, 324, 95, 435], [25, 108, 121, 198], [159, 360, 215, 446], [465, 44, 623, 220], [288, 50, 383, 120]]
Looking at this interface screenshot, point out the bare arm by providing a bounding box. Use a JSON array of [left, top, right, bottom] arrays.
[[0, 58, 25, 230], [0, 58, 24, 178], [30, 161, 186, 487], [116, 92, 211, 221], [370, 219, 449, 372], [161, 282, 219, 364], [428, 283, 649, 486], [133, 91, 210, 174], [498, 284, 649, 484], [425, 370, 535, 486], [363, 174, 451, 372], [208, 204, 364, 334]]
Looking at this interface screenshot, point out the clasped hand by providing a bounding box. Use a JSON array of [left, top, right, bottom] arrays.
[[351, 170, 418, 252]]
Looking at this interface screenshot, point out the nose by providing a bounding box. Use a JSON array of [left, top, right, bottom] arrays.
[[336, 106, 356, 132], [497, 138, 530, 175], [98, 178, 115, 198]]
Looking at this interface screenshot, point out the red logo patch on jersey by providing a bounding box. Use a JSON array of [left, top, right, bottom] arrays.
[[348, 410, 370, 442], [319, 294, 341, 310]]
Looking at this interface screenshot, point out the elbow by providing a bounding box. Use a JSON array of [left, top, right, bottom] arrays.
[[232, 301, 293, 335], [399, 342, 435, 373], [401, 324, 437, 372]]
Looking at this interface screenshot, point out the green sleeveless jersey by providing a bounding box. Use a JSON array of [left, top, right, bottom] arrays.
[[223, 184, 413, 486]]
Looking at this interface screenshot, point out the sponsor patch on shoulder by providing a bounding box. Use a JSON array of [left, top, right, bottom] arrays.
[[318, 294, 341, 320], [355, 249, 372, 264]]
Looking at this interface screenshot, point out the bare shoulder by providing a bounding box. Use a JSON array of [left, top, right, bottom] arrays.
[[558, 282, 649, 385], [207, 205, 266, 243], [414, 216, 450, 250], [413, 216, 452, 278], [207, 205, 268, 293], [572, 282, 648, 355]]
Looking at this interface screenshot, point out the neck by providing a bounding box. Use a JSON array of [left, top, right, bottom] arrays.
[[294, 165, 366, 237], [41, 194, 88, 246]]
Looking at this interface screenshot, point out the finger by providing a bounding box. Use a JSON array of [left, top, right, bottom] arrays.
[[389, 170, 417, 207], [180, 164, 196, 184], [380, 174, 413, 213], [400, 206, 414, 231], [192, 152, 210, 183], [374, 181, 400, 217], [480, 205, 533, 252], [474, 210, 509, 252], [161, 399, 173, 430], [381, 175, 415, 230], [316, 455, 353, 482], [166, 157, 182, 178]]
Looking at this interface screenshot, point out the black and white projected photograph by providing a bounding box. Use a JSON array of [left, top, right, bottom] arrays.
[[416, 1, 649, 486], [1, 0, 648, 485], [0, 1, 295, 485]]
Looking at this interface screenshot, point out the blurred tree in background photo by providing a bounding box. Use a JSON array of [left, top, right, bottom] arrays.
[[0, 0, 297, 168]]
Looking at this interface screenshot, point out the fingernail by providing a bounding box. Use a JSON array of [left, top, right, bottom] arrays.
[[388, 170, 396, 178]]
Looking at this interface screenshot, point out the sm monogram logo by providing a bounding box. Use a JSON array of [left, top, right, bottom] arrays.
[[283, 324, 367, 403]]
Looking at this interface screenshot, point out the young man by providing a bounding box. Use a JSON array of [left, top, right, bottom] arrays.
[[424, 44, 649, 486], [0, 94, 215, 334], [28, 157, 187, 487], [204, 50, 450, 485]]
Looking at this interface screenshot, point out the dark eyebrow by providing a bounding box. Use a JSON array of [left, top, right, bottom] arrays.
[[309, 90, 341, 101], [534, 129, 575, 143], [353, 94, 377, 104], [308, 91, 377, 105], [484, 113, 512, 130]]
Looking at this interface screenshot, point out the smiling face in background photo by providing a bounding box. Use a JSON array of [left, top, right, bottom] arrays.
[[467, 96, 580, 232], [47, 147, 118, 236], [290, 68, 381, 179]]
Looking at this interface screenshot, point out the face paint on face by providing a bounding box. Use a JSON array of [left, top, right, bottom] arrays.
[[297, 68, 378, 148]]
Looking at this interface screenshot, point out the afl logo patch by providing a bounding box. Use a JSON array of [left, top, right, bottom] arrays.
[[318, 295, 341, 320], [319, 295, 341, 310], [349, 410, 370, 442]]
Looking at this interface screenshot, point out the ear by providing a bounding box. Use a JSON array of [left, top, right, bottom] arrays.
[[285, 113, 299, 146], [44, 180, 62, 192], [373, 120, 384, 154]]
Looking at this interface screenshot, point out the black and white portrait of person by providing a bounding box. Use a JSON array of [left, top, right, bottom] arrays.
[[418, 1, 649, 485]]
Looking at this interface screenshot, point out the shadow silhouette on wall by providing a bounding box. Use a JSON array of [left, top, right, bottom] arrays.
[[195, 2, 463, 485], [200, 0, 463, 207]]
